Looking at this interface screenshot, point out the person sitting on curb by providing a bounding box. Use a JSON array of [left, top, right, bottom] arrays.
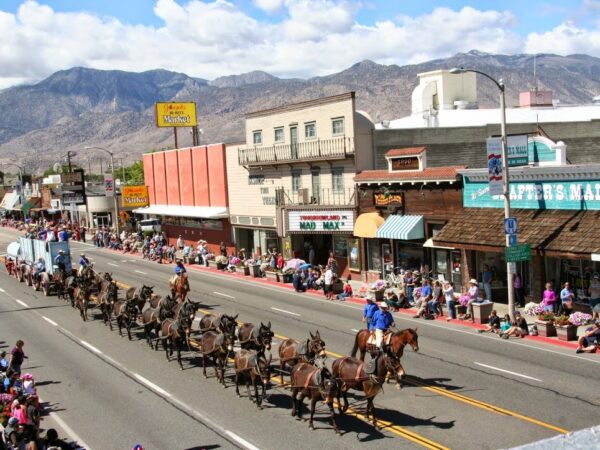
[[500, 311, 529, 339], [337, 281, 352, 301], [478, 310, 501, 333], [384, 290, 402, 311], [576, 321, 600, 354]]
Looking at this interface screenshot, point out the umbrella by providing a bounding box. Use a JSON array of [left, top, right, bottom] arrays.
[[299, 263, 312, 270], [286, 258, 306, 270]]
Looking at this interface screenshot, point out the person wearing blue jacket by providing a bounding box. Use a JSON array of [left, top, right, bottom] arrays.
[[363, 297, 379, 331], [373, 302, 395, 349]]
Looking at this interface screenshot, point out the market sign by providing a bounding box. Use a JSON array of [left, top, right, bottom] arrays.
[[374, 192, 403, 207], [155, 102, 197, 127], [288, 210, 354, 233], [390, 157, 419, 171], [121, 185, 149, 208], [464, 177, 600, 211], [505, 243, 531, 262]]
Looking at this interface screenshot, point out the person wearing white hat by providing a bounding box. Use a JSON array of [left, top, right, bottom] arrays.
[[467, 278, 482, 322], [372, 302, 395, 350]]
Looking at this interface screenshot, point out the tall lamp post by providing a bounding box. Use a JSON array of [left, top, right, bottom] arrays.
[[449, 67, 515, 320], [84, 146, 120, 235]]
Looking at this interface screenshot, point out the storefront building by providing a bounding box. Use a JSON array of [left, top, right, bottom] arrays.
[[354, 147, 464, 284], [433, 136, 600, 307], [136, 144, 232, 254], [226, 92, 374, 276]]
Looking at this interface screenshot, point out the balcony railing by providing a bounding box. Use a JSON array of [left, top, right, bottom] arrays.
[[276, 187, 355, 206], [238, 137, 354, 166]]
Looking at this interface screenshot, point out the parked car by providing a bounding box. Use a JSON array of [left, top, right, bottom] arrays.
[[140, 218, 161, 233]]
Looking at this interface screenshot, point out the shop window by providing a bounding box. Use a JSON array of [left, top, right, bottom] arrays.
[[348, 238, 361, 271], [367, 240, 382, 272], [332, 235, 348, 257], [395, 242, 424, 272]]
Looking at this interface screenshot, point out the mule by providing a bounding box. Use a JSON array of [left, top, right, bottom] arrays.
[[332, 349, 400, 429], [234, 349, 271, 408], [290, 362, 339, 434], [125, 284, 154, 303], [278, 331, 326, 384], [159, 315, 193, 370], [96, 280, 118, 326], [199, 313, 238, 336], [237, 322, 274, 351], [73, 284, 91, 322], [198, 330, 235, 385], [350, 328, 419, 388], [112, 298, 139, 340]]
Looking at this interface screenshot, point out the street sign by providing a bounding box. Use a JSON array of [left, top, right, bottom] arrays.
[[508, 234, 518, 246], [505, 243, 531, 262], [508, 262, 517, 274], [504, 217, 518, 235]]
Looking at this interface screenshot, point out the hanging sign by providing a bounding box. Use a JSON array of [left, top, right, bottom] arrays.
[[155, 102, 197, 127], [486, 137, 504, 197], [104, 176, 114, 197]]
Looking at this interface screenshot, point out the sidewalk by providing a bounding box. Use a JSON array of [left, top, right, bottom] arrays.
[[96, 244, 591, 352]]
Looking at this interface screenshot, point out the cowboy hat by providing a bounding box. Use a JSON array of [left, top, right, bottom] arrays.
[[379, 302, 389, 309], [469, 278, 478, 284]]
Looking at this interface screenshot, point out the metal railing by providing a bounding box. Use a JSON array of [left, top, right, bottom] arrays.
[[276, 187, 355, 206], [238, 137, 354, 165]]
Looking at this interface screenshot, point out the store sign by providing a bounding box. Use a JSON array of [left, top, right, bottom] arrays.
[[507, 134, 529, 167], [505, 244, 531, 262], [391, 157, 419, 171], [60, 168, 86, 205], [486, 137, 504, 196], [62, 191, 84, 205], [464, 177, 600, 211], [374, 192, 403, 207], [288, 210, 354, 232], [155, 102, 197, 127], [60, 172, 83, 184], [121, 186, 149, 208]]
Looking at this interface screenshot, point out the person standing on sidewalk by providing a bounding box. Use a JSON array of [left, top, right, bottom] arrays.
[[444, 281, 456, 321], [482, 265, 493, 301], [558, 282, 574, 315], [514, 273, 525, 307], [588, 273, 600, 321]]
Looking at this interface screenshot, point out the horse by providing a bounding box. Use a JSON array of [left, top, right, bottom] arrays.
[[143, 294, 179, 349], [278, 331, 326, 384], [290, 362, 339, 434], [96, 280, 119, 326], [112, 298, 139, 340], [95, 271, 113, 295], [331, 349, 401, 429], [73, 284, 91, 322], [198, 330, 235, 385], [350, 328, 419, 389], [169, 274, 190, 303], [234, 349, 271, 408], [237, 322, 274, 351], [64, 274, 79, 307], [199, 313, 238, 336], [159, 314, 193, 370]]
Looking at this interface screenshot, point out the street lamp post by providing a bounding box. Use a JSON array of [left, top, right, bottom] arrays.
[[84, 146, 120, 236], [450, 67, 515, 320]]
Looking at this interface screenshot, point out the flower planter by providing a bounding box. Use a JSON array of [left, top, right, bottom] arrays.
[[243, 266, 251, 276], [472, 302, 494, 324], [556, 324, 577, 341], [265, 271, 280, 282], [251, 264, 261, 278], [535, 320, 556, 337]]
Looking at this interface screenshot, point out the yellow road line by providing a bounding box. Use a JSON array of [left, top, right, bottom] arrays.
[[115, 280, 568, 436]]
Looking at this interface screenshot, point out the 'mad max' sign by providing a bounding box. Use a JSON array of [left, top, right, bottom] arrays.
[[464, 178, 600, 210], [287, 210, 354, 232]]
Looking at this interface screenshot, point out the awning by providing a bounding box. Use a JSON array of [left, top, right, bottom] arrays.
[[132, 204, 229, 219], [353, 212, 384, 238], [0, 192, 18, 210], [423, 238, 455, 250], [376, 215, 424, 240]]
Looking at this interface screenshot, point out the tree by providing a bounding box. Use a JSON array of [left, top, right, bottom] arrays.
[[116, 160, 144, 185]]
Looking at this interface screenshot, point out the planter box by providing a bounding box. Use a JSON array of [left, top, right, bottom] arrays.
[[216, 262, 227, 271], [265, 271, 280, 282], [535, 320, 557, 337], [243, 266, 251, 276], [250, 265, 261, 278], [472, 302, 494, 324], [556, 324, 577, 341]]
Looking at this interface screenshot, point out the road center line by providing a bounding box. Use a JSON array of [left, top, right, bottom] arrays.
[[107, 263, 119, 267], [270, 307, 300, 316], [224, 431, 261, 450], [80, 340, 103, 355], [213, 291, 235, 299], [15, 299, 29, 308], [120, 260, 127, 262], [133, 373, 172, 397], [351, 328, 360, 332], [0, 287, 5, 292], [42, 316, 58, 326], [134, 270, 148, 275], [474, 362, 543, 382]]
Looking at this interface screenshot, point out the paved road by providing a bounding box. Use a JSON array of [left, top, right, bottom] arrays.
[[1, 227, 600, 449]]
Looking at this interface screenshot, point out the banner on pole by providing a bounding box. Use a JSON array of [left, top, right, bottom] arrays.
[[486, 137, 504, 197], [104, 176, 114, 197]]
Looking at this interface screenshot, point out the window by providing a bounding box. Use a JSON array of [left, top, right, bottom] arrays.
[[332, 117, 344, 136], [304, 122, 316, 139], [332, 168, 344, 192], [274, 127, 284, 143], [291, 170, 302, 191], [253, 130, 262, 145]]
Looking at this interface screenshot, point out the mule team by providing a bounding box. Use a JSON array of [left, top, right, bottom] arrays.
[[43, 265, 420, 434]]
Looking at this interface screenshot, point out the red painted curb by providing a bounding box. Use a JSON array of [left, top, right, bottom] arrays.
[[92, 245, 583, 351]]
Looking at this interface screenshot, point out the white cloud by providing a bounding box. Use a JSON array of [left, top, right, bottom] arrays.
[[0, 1, 599, 90]]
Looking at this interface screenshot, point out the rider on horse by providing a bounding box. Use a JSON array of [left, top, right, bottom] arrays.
[[372, 302, 395, 350], [78, 253, 90, 276], [54, 250, 67, 281], [33, 258, 46, 283], [362, 297, 378, 332], [169, 259, 187, 284]]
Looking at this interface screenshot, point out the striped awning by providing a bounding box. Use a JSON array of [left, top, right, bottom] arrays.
[[376, 215, 424, 240]]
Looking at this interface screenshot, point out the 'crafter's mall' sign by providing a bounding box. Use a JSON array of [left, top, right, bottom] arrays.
[[287, 210, 354, 233]]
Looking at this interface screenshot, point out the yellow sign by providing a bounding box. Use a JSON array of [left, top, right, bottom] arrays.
[[155, 102, 197, 127], [374, 193, 403, 206], [121, 186, 149, 208]]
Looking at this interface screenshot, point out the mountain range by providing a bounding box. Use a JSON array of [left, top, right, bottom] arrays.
[[1, 50, 600, 172]]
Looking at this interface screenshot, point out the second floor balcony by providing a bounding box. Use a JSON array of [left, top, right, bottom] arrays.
[[238, 136, 354, 166], [276, 187, 355, 207]]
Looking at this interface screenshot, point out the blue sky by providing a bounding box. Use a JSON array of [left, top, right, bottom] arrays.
[[0, 0, 599, 89]]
